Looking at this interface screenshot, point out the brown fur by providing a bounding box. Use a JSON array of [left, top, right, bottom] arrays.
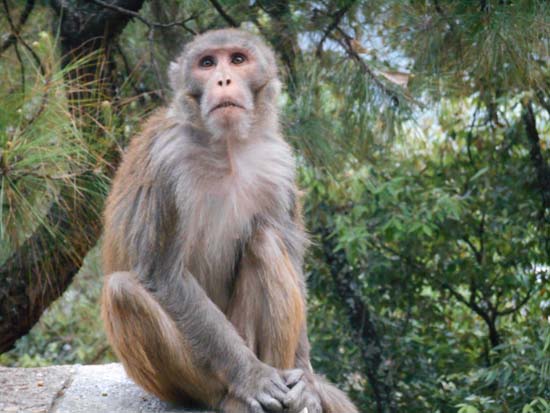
[[101, 28, 358, 413]]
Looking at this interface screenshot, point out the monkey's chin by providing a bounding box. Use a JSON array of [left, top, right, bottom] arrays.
[[206, 113, 251, 142]]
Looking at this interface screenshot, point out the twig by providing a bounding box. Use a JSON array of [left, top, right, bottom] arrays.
[[316, 1, 355, 57], [433, 0, 456, 32], [14, 42, 25, 91], [20, 82, 48, 131], [462, 236, 482, 264], [90, 0, 197, 34], [90, 0, 201, 101], [331, 27, 401, 104], [0, 0, 35, 56], [466, 103, 480, 167], [497, 285, 535, 316], [1, 0, 44, 74], [536, 90, 550, 117], [147, 27, 165, 102], [208, 0, 239, 27], [115, 42, 141, 96]]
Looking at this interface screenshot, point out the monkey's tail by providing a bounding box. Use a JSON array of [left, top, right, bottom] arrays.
[[315, 375, 359, 413]]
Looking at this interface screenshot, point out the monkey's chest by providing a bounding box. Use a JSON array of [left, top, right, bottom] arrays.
[[182, 185, 265, 310]]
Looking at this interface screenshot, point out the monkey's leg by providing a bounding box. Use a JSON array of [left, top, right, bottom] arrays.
[[103, 270, 291, 413], [226, 226, 358, 413], [227, 227, 305, 370], [101, 271, 223, 405]]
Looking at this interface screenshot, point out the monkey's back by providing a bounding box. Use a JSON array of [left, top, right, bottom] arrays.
[[102, 109, 175, 275]]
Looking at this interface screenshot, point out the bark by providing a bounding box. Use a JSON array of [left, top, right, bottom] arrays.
[[523, 102, 550, 212], [50, 0, 146, 102], [0, 179, 104, 352], [0, 0, 145, 353], [523, 101, 550, 256]]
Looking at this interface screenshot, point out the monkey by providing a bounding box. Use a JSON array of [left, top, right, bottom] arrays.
[[101, 28, 358, 413]]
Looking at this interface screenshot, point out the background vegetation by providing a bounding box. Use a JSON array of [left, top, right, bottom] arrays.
[[1, 1, 550, 412]]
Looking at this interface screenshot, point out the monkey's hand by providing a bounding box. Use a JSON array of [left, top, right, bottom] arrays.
[[223, 364, 296, 413], [282, 370, 322, 413]]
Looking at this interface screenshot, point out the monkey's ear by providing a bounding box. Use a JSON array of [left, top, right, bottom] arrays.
[[168, 61, 181, 91]]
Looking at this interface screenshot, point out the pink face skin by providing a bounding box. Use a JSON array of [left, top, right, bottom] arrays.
[[192, 47, 257, 135]]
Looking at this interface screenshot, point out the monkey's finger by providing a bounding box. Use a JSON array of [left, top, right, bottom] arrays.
[[305, 400, 321, 413], [282, 369, 304, 387], [265, 383, 287, 403], [270, 375, 290, 393], [247, 397, 266, 413], [258, 393, 284, 412], [283, 379, 307, 410]]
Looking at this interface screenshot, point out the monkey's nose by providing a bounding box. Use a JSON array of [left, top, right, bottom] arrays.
[[217, 78, 231, 87]]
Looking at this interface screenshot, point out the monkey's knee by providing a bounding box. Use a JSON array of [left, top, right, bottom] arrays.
[[101, 272, 214, 404]]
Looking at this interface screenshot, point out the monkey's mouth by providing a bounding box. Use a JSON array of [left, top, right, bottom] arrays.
[[210, 101, 245, 113]]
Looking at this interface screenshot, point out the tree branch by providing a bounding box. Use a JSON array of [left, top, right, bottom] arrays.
[[536, 90, 550, 117], [522, 101, 550, 211], [90, 0, 197, 33], [462, 236, 482, 264], [208, 0, 239, 27], [315, 1, 355, 57], [497, 286, 535, 316], [1, 0, 44, 74], [0, 0, 34, 56], [332, 27, 403, 105]]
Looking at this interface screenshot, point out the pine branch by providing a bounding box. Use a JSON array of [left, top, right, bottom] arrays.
[[0, 0, 35, 56], [208, 0, 239, 27], [90, 0, 197, 33], [316, 1, 355, 57], [1, 0, 44, 74]]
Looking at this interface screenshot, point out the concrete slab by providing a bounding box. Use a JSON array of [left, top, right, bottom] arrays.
[[0, 365, 73, 413], [0, 363, 211, 413]]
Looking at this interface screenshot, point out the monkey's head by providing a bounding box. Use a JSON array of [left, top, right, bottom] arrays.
[[169, 29, 281, 141]]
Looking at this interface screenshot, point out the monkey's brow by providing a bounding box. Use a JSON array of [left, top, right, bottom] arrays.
[[190, 45, 254, 58]]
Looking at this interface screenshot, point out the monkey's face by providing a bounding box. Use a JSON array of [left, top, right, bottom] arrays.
[[169, 30, 279, 141], [191, 47, 256, 138]]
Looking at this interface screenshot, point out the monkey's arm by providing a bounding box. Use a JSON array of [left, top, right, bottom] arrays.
[[148, 267, 290, 410], [233, 223, 321, 413]]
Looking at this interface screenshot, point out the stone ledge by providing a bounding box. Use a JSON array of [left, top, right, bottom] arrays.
[[0, 363, 211, 413]]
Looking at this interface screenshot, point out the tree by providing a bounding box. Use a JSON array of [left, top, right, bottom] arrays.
[[0, 0, 146, 352]]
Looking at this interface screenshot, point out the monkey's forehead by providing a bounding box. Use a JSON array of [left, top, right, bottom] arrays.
[[182, 29, 274, 61]]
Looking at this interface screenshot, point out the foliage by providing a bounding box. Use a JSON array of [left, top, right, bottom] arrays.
[[0, 31, 101, 258]]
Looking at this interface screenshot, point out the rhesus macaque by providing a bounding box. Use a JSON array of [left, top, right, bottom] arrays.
[[101, 28, 358, 413]]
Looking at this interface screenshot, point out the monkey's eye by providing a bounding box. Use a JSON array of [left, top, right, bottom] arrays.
[[199, 56, 215, 68], [231, 53, 247, 65]]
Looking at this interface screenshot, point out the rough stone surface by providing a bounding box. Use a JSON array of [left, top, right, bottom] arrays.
[[0, 363, 212, 413], [0, 365, 73, 413]]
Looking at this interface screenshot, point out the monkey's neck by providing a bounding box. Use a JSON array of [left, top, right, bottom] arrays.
[[206, 134, 251, 177], [226, 137, 236, 175]]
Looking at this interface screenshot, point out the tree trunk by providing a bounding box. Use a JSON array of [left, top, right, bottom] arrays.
[[320, 226, 396, 413]]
